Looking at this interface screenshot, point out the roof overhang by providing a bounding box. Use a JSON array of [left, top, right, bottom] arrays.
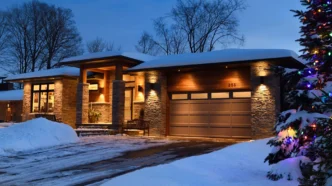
[[127, 57, 306, 72], [5, 75, 78, 83]]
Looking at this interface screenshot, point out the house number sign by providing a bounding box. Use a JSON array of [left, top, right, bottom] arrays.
[[228, 83, 237, 88]]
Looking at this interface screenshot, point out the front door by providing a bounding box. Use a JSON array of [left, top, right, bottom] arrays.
[[124, 88, 133, 122]]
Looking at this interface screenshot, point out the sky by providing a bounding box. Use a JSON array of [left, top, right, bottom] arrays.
[[0, 0, 303, 76]]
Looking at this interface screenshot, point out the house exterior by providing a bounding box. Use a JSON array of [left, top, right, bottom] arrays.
[[0, 79, 23, 122], [5, 49, 305, 139], [5, 68, 80, 128]]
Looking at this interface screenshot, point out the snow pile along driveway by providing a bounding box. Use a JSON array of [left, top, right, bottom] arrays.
[[102, 139, 298, 186], [0, 118, 79, 155]]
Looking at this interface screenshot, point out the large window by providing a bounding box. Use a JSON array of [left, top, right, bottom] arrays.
[[32, 83, 55, 113]]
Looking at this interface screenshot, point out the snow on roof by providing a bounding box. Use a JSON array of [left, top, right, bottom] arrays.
[[5, 67, 80, 81], [0, 89, 23, 101], [129, 49, 304, 71], [60, 51, 156, 64]]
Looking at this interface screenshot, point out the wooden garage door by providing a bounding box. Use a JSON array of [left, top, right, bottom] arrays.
[[169, 98, 252, 138]]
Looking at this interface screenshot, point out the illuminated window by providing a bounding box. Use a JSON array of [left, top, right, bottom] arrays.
[[191, 93, 208, 99], [31, 83, 55, 113], [172, 94, 188, 100], [211, 92, 230, 99], [233, 91, 252, 98]]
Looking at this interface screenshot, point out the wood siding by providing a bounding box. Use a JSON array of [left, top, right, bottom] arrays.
[[167, 67, 250, 92]]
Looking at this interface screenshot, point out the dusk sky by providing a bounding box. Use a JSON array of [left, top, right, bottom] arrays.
[[1, 0, 303, 54]]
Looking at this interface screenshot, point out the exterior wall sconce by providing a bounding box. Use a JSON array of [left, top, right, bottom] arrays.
[[260, 76, 265, 85], [138, 85, 144, 92], [99, 87, 104, 94], [7, 103, 10, 108]]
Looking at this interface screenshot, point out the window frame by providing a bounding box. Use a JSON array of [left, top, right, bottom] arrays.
[[31, 83, 55, 113]]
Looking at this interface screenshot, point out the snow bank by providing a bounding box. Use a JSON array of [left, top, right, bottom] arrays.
[[268, 156, 311, 181], [0, 118, 79, 155], [0, 122, 15, 128], [102, 139, 298, 186]]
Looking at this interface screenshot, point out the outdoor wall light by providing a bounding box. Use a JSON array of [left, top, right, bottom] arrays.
[[260, 76, 265, 85], [138, 85, 144, 92]]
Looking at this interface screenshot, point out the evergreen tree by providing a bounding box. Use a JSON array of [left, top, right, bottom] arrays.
[[265, 0, 332, 184]]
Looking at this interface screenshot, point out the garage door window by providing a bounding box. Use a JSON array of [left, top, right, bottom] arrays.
[[211, 92, 230, 99], [172, 94, 188, 100], [191, 93, 208, 99], [233, 91, 252, 98]]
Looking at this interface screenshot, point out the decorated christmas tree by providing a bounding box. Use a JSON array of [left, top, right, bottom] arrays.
[[265, 0, 332, 184]]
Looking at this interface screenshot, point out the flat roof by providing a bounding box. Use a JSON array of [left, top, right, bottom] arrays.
[[0, 90, 23, 101], [5, 67, 80, 82], [60, 51, 156, 65], [128, 49, 306, 71]]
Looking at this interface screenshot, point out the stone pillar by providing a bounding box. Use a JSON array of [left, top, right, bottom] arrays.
[[251, 62, 280, 139], [76, 83, 89, 124], [107, 71, 115, 122], [144, 71, 167, 136], [22, 82, 32, 121], [112, 80, 125, 130]]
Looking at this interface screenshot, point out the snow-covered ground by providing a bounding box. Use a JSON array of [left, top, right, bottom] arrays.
[[0, 118, 79, 155], [0, 122, 14, 128], [0, 135, 172, 185], [102, 138, 298, 186]]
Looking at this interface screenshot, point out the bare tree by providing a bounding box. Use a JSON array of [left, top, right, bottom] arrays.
[[40, 4, 82, 69], [136, 32, 159, 55], [0, 0, 83, 74], [0, 12, 7, 56], [87, 37, 121, 53], [136, 0, 246, 55]]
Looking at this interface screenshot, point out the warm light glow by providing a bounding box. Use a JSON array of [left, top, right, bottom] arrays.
[[259, 84, 267, 91], [150, 90, 157, 96]]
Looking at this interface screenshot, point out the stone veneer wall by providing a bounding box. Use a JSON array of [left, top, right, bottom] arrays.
[[22, 82, 32, 121], [112, 80, 125, 128], [53, 80, 63, 124], [76, 83, 89, 124], [251, 62, 281, 139], [133, 102, 145, 119], [144, 71, 167, 136], [90, 103, 110, 123], [61, 78, 78, 128]]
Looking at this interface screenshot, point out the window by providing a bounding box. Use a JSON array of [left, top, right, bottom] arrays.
[[172, 94, 188, 100], [32, 83, 55, 113], [233, 91, 251, 98], [211, 92, 230, 99], [191, 93, 208, 99]]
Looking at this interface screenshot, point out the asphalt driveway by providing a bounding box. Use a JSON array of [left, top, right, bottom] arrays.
[[0, 136, 233, 186]]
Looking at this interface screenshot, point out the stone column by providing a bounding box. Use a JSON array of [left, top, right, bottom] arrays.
[[251, 62, 280, 139], [111, 63, 125, 131], [76, 83, 89, 124], [22, 82, 32, 121], [112, 80, 125, 130], [144, 71, 167, 136]]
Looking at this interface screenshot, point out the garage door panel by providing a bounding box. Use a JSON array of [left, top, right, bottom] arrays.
[[231, 101, 251, 111], [232, 115, 251, 124], [189, 115, 210, 125], [170, 115, 189, 125], [170, 103, 189, 114], [169, 97, 252, 138], [169, 126, 189, 136], [232, 127, 252, 138], [209, 115, 231, 125], [190, 103, 211, 113], [209, 128, 232, 137], [189, 127, 210, 136], [209, 103, 231, 112]]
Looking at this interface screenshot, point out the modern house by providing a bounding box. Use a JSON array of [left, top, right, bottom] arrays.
[[5, 49, 305, 139]]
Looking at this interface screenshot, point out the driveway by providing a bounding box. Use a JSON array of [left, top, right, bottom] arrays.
[[0, 136, 233, 186]]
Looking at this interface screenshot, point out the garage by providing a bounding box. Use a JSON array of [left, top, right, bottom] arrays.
[[169, 92, 252, 138]]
